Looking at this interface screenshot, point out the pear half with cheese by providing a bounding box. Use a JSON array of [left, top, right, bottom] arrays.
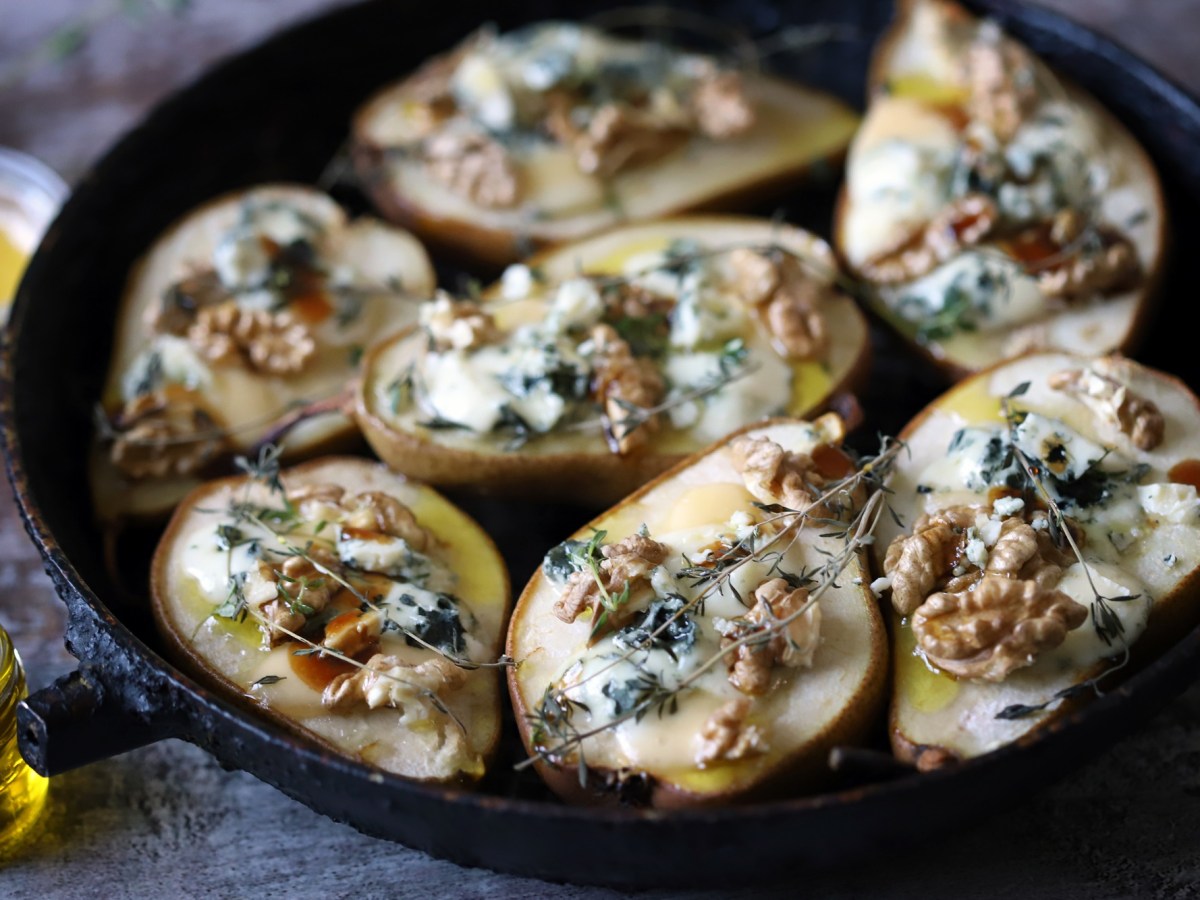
[[151, 456, 510, 784], [356, 216, 870, 506], [875, 351, 1200, 769], [508, 415, 888, 806], [92, 184, 436, 524], [835, 0, 1165, 379], [352, 21, 860, 266]]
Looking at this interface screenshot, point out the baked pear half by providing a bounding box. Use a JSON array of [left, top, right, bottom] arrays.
[[508, 415, 889, 806], [352, 20, 860, 266], [152, 455, 510, 784], [92, 184, 436, 524], [835, 0, 1165, 379], [356, 216, 871, 506], [875, 351, 1200, 769]]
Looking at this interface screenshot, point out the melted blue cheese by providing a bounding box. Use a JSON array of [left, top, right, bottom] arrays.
[[414, 249, 792, 444], [448, 22, 721, 139], [178, 499, 478, 657], [417, 331, 588, 434], [663, 345, 790, 443], [854, 138, 953, 228], [909, 408, 1199, 667], [337, 531, 435, 584], [995, 102, 1100, 227], [121, 334, 213, 402], [892, 250, 1044, 333], [554, 518, 812, 762], [921, 411, 1146, 539], [212, 201, 324, 308]]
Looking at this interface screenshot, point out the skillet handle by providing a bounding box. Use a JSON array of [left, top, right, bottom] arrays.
[[16, 666, 181, 777]]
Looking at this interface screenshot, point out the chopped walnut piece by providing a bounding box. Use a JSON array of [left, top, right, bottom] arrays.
[[285, 483, 346, 520], [729, 249, 831, 361], [963, 21, 1039, 143], [1002, 322, 1048, 358], [724, 578, 820, 696], [109, 389, 225, 480], [551, 102, 688, 178], [885, 504, 1083, 618], [883, 506, 981, 615], [187, 300, 316, 376], [1049, 362, 1165, 450], [146, 270, 227, 335], [983, 517, 1041, 579], [342, 492, 433, 552], [1034, 229, 1141, 301], [691, 70, 755, 138], [860, 193, 999, 284], [424, 128, 519, 208], [590, 324, 665, 456], [322, 610, 383, 658], [241, 546, 339, 647], [729, 247, 779, 307], [244, 560, 302, 644], [322, 654, 466, 712], [731, 435, 822, 512], [601, 282, 677, 322], [694, 698, 769, 767], [420, 293, 502, 352], [286, 483, 345, 507], [912, 574, 1087, 681], [552, 534, 668, 624], [985, 516, 1075, 581]]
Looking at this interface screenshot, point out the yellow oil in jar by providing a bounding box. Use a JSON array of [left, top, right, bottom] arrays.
[[0, 226, 28, 312], [0, 626, 48, 855]]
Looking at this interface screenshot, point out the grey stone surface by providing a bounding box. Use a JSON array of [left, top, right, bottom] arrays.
[[2, 1, 1199, 897]]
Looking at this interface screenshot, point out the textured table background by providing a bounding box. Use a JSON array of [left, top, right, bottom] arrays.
[[2, 1, 1200, 897]]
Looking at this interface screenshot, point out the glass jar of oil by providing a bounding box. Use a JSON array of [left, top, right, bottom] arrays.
[[0, 146, 67, 320], [0, 626, 48, 855]]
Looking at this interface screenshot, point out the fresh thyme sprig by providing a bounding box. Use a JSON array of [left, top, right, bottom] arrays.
[[236, 599, 470, 738], [95, 392, 347, 449], [216, 450, 512, 673], [992, 383, 1138, 720], [517, 435, 906, 773]]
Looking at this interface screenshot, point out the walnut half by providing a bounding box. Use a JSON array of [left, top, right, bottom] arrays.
[[859, 193, 998, 285], [693, 698, 769, 767], [109, 389, 226, 480], [1049, 361, 1165, 451], [729, 249, 830, 361], [912, 574, 1087, 681], [340, 491, 434, 553], [883, 506, 981, 616], [244, 546, 341, 647], [188, 300, 316, 376], [323, 654, 466, 713], [690, 70, 755, 139], [553, 534, 668, 624], [423, 128, 520, 209], [722, 578, 821, 696], [963, 21, 1039, 143], [590, 324, 665, 456], [731, 435, 821, 513], [420, 293, 502, 352]]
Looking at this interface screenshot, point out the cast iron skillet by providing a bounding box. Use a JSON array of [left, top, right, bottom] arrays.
[[3, 0, 1200, 888]]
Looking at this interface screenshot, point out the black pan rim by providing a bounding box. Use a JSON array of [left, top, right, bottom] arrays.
[[4, 0, 1200, 843]]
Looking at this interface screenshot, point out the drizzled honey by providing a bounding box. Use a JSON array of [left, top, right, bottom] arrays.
[[0, 626, 48, 855]]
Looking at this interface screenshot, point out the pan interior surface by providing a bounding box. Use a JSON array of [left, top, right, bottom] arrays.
[[4, 0, 1200, 887]]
